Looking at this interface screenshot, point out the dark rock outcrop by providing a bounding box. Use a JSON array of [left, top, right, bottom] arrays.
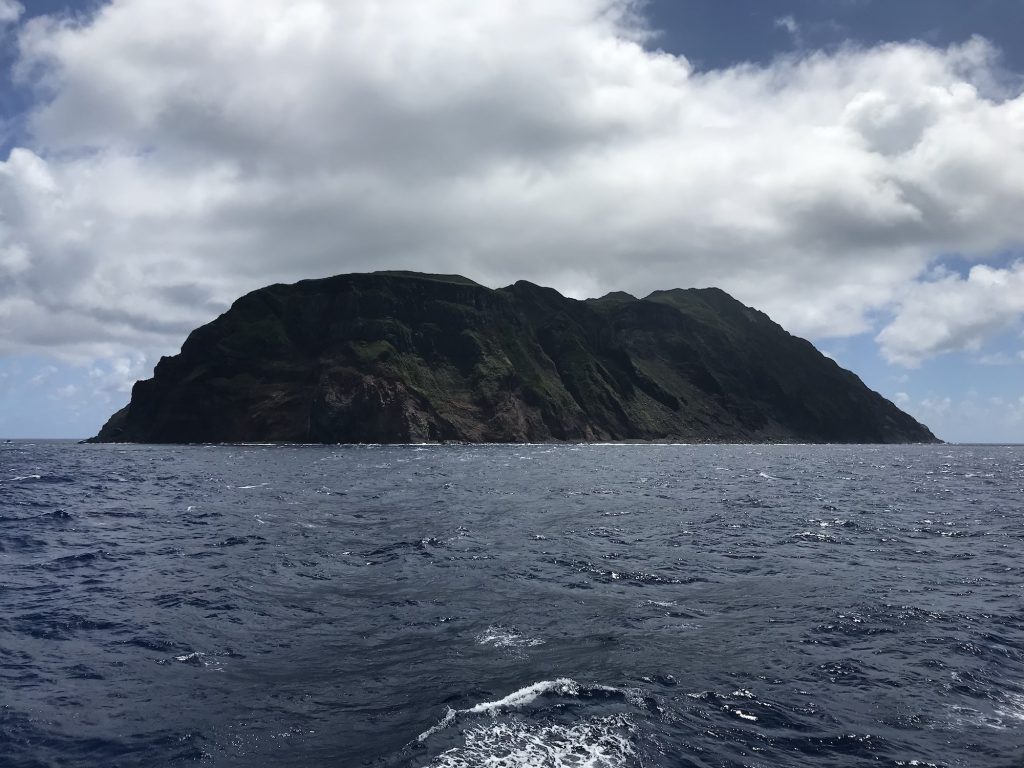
[[90, 271, 938, 444]]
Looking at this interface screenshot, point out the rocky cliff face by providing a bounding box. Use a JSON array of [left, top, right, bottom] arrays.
[[90, 271, 938, 444]]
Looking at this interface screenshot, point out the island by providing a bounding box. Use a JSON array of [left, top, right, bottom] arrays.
[[89, 271, 938, 444]]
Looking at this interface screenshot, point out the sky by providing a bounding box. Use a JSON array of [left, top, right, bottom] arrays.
[[0, 0, 1022, 442]]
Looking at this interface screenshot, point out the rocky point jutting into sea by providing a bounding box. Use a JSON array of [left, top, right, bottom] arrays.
[[89, 271, 937, 444]]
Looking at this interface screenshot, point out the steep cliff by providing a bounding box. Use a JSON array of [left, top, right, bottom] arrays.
[[90, 271, 938, 444]]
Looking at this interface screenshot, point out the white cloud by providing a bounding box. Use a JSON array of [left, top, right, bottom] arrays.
[[87, 353, 151, 399], [903, 392, 1024, 443], [0, 0, 1022, 371], [877, 262, 1024, 366], [774, 15, 802, 46], [0, 0, 22, 24], [51, 383, 78, 400], [29, 364, 57, 384], [977, 352, 1018, 366], [775, 16, 799, 34]]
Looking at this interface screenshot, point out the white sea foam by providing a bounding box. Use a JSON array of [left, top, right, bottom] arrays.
[[417, 707, 458, 742], [7, 474, 41, 482], [417, 679, 618, 745], [477, 625, 545, 649], [467, 678, 580, 714], [793, 531, 837, 542], [945, 692, 1024, 731], [429, 715, 636, 768], [995, 693, 1024, 723], [418, 678, 600, 744], [946, 705, 1008, 730], [159, 651, 221, 670]]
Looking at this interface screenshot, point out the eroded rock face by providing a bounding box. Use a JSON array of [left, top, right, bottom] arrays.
[[90, 271, 938, 444]]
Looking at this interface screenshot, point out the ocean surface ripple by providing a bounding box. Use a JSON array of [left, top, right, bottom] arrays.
[[1, 442, 1023, 767]]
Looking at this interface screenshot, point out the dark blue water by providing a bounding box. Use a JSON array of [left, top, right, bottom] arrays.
[[2, 442, 1023, 767]]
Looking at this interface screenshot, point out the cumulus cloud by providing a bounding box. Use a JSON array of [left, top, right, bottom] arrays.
[[1, 0, 1023, 369], [877, 262, 1024, 365], [0, 0, 22, 24]]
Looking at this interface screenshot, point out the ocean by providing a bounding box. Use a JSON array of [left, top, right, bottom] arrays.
[[1, 441, 1022, 767]]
